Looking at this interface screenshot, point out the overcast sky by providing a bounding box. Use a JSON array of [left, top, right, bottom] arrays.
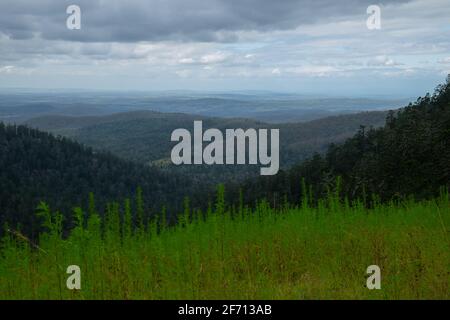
[[0, 0, 449, 96]]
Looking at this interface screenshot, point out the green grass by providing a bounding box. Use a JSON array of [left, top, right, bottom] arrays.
[[0, 188, 449, 300]]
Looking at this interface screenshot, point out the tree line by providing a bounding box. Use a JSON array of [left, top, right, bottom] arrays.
[[227, 76, 450, 207]]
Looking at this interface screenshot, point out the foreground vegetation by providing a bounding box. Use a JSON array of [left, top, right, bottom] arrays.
[[0, 187, 448, 300]]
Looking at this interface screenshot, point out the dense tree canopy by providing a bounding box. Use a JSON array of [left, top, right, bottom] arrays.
[[230, 76, 450, 206], [0, 124, 201, 237]]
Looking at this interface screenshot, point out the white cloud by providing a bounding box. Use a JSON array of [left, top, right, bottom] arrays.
[[175, 69, 192, 78], [271, 68, 281, 75], [438, 57, 450, 64], [0, 66, 14, 74], [178, 58, 195, 64], [286, 66, 341, 77], [368, 55, 401, 67], [200, 51, 230, 64]]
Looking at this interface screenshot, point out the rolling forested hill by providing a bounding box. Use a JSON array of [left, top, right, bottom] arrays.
[[0, 123, 202, 238], [26, 110, 388, 183]]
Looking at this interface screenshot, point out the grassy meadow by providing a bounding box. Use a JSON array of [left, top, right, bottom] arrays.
[[0, 187, 449, 300]]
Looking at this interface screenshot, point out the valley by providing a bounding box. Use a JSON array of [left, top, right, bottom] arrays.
[[24, 109, 388, 183]]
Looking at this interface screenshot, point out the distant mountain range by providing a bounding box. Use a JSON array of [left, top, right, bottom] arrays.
[[0, 91, 409, 123]]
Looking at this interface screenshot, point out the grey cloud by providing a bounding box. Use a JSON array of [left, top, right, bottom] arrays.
[[0, 0, 410, 43]]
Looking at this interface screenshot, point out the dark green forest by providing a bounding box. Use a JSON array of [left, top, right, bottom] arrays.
[[230, 76, 450, 206], [0, 125, 204, 238]]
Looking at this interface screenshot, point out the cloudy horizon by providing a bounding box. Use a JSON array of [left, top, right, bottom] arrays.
[[0, 0, 449, 97]]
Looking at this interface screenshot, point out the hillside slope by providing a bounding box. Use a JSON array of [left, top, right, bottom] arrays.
[[231, 76, 450, 205], [0, 123, 199, 237]]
